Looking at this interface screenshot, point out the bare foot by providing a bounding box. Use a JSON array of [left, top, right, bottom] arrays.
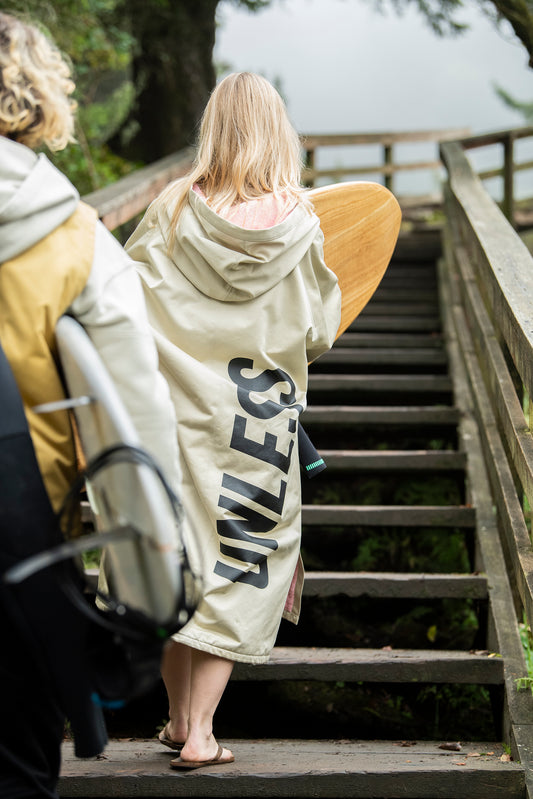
[[170, 743, 235, 769], [179, 733, 233, 764], [158, 722, 186, 750]]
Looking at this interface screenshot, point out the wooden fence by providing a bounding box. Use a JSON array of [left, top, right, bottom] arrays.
[[84, 128, 472, 231], [300, 127, 470, 192], [456, 126, 533, 228]]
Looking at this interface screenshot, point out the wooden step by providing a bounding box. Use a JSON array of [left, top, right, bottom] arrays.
[[308, 374, 452, 393], [334, 332, 444, 348], [381, 265, 438, 280], [350, 317, 440, 332], [82, 570, 487, 601], [320, 450, 466, 471], [59, 738, 524, 799], [373, 288, 439, 302], [358, 302, 440, 317], [302, 504, 475, 527], [316, 348, 447, 366], [232, 647, 503, 684], [302, 406, 460, 426], [302, 571, 488, 599]]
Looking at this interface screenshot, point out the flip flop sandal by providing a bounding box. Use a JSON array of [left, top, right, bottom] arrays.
[[170, 744, 235, 770], [158, 724, 183, 753]]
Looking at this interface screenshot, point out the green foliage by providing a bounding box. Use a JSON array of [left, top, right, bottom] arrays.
[[495, 84, 533, 124], [365, 0, 468, 35], [516, 614, 533, 693], [8, 0, 137, 191], [81, 547, 101, 569]]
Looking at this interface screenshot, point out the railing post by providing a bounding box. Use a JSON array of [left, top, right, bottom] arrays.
[[384, 144, 393, 192], [502, 132, 515, 228], [303, 147, 315, 188]]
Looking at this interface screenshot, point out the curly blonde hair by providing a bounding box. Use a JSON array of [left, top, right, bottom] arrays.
[[0, 12, 75, 151]]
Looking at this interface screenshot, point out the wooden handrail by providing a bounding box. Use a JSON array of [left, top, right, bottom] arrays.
[[300, 128, 471, 148], [84, 147, 195, 230], [457, 125, 533, 150], [451, 126, 533, 227], [440, 136, 533, 625]]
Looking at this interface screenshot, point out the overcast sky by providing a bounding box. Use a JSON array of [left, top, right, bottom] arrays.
[[215, 0, 532, 132], [214, 0, 533, 194]]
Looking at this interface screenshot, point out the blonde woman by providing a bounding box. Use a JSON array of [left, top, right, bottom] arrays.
[[127, 72, 342, 769], [0, 12, 181, 797]]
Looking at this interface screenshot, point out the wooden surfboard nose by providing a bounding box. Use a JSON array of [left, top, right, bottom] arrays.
[[308, 181, 402, 338]]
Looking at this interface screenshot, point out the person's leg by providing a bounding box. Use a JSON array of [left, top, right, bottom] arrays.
[[160, 640, 191, 744], [178, 647, 234, 763]]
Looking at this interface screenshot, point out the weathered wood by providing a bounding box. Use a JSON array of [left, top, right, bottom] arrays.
[[357, 302, 440, 317], [232, 647, 503, 684], [302, 159, 443, 183], [372, 288, 439, 303], [319, 450, 465, 471], [438, 252, 533, 790], [302, 406, 460, 425], [58, 739, 524, 799], [316, 348, 447, 366], [302, 505, 475, 528], [440, 141, 533, 406], [307, 374, 452, 392], [84, 148, 194, 230], [333, 332, 443, 348], [350, 316, 441, 332], [450, 298, 533, 631], [451, 242, 533, 515], [459, 125, 533, 150], [302, 128, 471, 149], [303, 572, 488, 599], [381, 265, 438, 280]]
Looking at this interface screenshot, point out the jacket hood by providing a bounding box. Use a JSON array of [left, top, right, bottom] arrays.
[[156, 187, 321, 302], [0, 137, 79, 262]]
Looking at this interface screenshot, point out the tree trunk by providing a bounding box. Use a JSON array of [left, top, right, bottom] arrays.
[[486, 0, 533, 68], [112, 0, 219, 162]]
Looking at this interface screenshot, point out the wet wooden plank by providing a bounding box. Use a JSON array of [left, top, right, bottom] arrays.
[[302, 505, 476, 528], [303, 572, 488, 599], [58, 738, 523, 799]]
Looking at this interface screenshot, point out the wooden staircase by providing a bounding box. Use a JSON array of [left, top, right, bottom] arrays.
[[59, 237, 527, 797]]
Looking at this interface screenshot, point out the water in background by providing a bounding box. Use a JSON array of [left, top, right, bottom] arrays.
[[215, 0, 533, 200]]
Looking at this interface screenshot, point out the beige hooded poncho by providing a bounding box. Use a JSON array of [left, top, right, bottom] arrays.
[[126, 187, 341, 663]]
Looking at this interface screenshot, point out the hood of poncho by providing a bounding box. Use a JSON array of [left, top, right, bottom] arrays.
[[152, 187, 321, 302], [0, 137, 78, 262]]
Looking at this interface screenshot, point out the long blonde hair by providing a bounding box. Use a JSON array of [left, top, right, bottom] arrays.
[[162, 72, 309, 244], [0, 12, 75, 151]]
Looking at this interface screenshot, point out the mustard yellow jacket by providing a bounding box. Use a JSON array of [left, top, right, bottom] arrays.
[[0, 137, 180, 516]]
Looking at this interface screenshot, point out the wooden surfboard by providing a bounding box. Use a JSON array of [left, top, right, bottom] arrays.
[[308, 181, 402, 338]]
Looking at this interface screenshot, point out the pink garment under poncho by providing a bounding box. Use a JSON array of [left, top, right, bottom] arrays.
[[193, 184, 295, 229]]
